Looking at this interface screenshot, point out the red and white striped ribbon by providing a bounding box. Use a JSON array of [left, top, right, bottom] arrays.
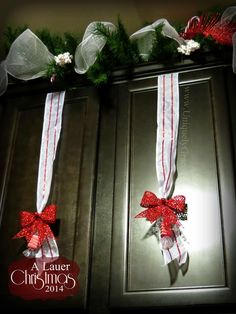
[[37, 91, 65, 213], [161, 228, 188, 265], [23, 91, 65, 260], [157, 73, 179, 198], [157, 73, 187, 265]]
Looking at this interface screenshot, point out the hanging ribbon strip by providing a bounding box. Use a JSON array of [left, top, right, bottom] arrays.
[[135, 73, 188, 266], [156, 73, 179, 198], [37, 92, 65, 214], [14, 91, 65, 260]]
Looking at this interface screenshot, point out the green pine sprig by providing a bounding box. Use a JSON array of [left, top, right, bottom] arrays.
[[87, 18, 142, 85], [148, 23, 180, 64], [2, 8, 234, 86], [35, 29, 79, 56], [3, 25, 28, 54]]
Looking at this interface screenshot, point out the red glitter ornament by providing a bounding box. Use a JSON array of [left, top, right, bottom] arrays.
[[209, 22, 236, 45], [182, 12, 236, 46]]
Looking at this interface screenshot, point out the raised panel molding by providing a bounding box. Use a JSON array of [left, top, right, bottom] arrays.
[[0, 87, 99, 309], [108, 66, 236, 308], [0, 64, 235, 313]]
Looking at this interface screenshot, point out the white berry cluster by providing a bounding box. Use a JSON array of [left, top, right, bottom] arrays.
[[54, 52, 73, 66], [177, 40, 200, 56]]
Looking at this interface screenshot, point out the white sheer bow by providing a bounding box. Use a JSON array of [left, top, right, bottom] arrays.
[[1, 7, 235, 97], [220, 6, 236, 73], [0, 61, 7, 96], [0, 28, 54, 96], [130, 19, 185, 61], [74, 21, 116, 74], [74, 19, 185, 72]]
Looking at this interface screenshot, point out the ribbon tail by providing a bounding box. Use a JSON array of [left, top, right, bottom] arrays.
[[161, 229, 188, 265], [135, 208, 151, 218], [233, 32, 236, 73], [13, 228, 28, 239], [0, 61, 8, 96], [135, 208, 162, 223], [23, 237, 59, 275], [23, 236, 59, 259]]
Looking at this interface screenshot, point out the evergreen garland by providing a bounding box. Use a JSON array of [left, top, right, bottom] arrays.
[[42, 31, 79, 80], [36, 29, 79, 55], [87, 18, 142, 85], [4, 26, 79, 56], [148, 24, 180, 63], [2, 7, 234, 87], [3, 25, 28, 54], [3, 26, 80, 82]]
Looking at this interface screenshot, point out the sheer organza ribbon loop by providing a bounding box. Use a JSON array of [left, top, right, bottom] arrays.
[[6, 28, 54, 80], [220, 6, 236, 73], [1, 7, 235, 97], [0, 28, 54, 96], [74, 21, 116, 74], [221, 6, 236, 23], [233, 33, 236, 73], [0, 61, 7, 96], [13, 91, 65, 261], [130, 18, 185, 60]]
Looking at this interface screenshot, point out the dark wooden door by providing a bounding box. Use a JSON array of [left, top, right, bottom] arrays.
[[91, 65, 236, 312], [0, 85, 99, 309], [0, 65, 235, 313]]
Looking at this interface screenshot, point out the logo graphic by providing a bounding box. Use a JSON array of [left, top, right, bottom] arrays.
[[9, 256, 80, 300]]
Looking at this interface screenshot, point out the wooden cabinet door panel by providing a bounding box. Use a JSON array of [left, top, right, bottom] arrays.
[[0, 87, 99, 309], [108, 66, 236, 308]]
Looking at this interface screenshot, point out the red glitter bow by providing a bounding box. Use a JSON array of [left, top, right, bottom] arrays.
[[13, 205, 56, 249], [135, 191, 186, 234]]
